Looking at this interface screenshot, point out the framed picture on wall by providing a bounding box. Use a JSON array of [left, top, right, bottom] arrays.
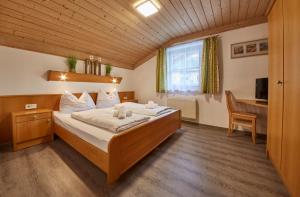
[[231, 39, 268, 59]]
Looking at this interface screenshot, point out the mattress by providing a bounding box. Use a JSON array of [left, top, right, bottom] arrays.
[[53, 109, 177, 153], [54, 111, 115, 152]]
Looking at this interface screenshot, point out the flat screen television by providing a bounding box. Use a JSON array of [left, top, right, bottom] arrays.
[[256, 78, 268, 100]]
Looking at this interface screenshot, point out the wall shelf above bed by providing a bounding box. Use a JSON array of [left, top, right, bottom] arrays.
[[47, 70, 122, 84]]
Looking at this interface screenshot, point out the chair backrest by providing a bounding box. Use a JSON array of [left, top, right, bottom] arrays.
[[225, 90, 235, 114]]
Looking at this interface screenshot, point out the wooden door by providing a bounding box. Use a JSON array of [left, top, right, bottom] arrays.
[[16, 119, 51, 143], [281, 0, 300, 196], [267, 0, 284, 173]]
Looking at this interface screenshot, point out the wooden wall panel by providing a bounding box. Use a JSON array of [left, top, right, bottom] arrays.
[[281, 0, 300, 196], [267, 0, 284, 174], [0, 92, 132, 143]]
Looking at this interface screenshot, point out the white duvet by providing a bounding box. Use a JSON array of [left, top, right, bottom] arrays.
[[71, 108, 150, 133], [117, 102, 173, 116]]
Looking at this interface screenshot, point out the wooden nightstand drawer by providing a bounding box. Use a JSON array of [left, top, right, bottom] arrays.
[[121, 99, 138, 103], [12, 109, 53, 151], [16, 112, 51, 123], [16, 118, 52, 143]]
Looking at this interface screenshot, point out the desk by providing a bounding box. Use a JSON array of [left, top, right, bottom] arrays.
[[237, 99, 268, 108]]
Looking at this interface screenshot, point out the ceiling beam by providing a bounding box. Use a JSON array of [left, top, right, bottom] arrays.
[[133, 16, 268, 69]]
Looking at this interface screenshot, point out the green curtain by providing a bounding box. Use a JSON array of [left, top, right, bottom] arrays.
[[201, 36, 220, 94], [156, 48, 167, 93]]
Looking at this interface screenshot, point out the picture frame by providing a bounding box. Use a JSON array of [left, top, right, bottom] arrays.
[[231, 39, 268, 59]]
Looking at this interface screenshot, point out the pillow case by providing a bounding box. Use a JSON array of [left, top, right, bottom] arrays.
[[59, 91, 96, 113], [96, 90, 120, 108], [80, 91, 96, 109]]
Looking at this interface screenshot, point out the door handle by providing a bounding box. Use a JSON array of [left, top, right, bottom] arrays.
[[277, 80, 283, 85]]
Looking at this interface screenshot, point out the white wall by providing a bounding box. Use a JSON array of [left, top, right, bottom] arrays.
[[133, 23, 269, 130], [0, 46, 134, 95]]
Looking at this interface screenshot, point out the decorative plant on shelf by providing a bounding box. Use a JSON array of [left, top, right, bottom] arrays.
[[105, 64, 112, 76], [67, 56, 77, 73]]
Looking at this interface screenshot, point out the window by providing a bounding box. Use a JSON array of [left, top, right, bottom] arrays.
[[166, 41, 203, 93]]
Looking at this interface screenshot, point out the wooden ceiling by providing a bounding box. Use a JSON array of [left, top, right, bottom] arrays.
[[0, 0, 273, 69]]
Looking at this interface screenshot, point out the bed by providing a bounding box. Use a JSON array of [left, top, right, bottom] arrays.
[[53, 109, 181, 183]]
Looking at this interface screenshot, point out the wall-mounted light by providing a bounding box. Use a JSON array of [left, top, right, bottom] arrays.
[[60, 73, 67, 81], [112, 78, 117, 84], [134, 0, 160, 17]]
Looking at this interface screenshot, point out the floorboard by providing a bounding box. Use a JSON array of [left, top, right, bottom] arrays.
[[0, 123, 289, 197]]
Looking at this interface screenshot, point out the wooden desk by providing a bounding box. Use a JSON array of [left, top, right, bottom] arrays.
[[237, 99, 268, 108]]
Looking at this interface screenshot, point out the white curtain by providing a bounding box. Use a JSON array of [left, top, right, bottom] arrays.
[[166, 41, 203, 94]]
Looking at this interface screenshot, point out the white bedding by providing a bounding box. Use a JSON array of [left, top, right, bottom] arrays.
[[71, 108, 150, 133], [54, 111, 115, 152], [117, 102, 173, 116], [53, 108, 177, 153]]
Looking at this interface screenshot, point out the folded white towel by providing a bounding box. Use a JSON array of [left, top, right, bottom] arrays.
[[126, 110, 133, 117], [118, 107, 126, 119], [113, 105, 132, 119], [145, 101, 159, 109], [71, 108, 150, 133]]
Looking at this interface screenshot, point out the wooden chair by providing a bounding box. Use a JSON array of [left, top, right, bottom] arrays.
[[225, 90, 257, 144]]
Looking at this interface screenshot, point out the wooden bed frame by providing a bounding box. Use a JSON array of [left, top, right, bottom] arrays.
[[54, 110, 181, 183]]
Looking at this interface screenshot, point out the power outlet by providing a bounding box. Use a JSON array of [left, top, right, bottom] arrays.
[[25, 104, 37, 110]]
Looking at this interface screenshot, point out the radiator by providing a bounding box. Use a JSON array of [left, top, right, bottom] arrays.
[[167, 97, 197, 120]]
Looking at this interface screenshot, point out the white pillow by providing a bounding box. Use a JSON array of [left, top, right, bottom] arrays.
[[59, 91, 95, 113], [80, 91, 96, 109], [96, 90, 120, 108]]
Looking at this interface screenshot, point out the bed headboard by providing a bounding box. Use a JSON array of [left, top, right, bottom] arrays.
[[0, 91, 133, 143]]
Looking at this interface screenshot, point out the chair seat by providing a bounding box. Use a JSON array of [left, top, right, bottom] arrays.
[[232, 112, 257, 119], [232, 119, 253, 127]]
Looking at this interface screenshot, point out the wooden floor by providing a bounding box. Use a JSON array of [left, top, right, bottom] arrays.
[[0, 123, 289, 197]]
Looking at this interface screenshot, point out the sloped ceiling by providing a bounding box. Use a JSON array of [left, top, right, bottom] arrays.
[[0, 0, 273, 69]]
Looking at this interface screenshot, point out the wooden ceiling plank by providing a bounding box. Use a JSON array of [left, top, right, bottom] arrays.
[[220, 0, 231, 25], [114, 0, 173, 40], [255, 0, 271, 16], [7, 0, 154, 52], [25, 0, 155, 51], [48, 0, 160, 48], [0, 22, 136, 65], [0, 4, 146, 58], [80, 0, 165, 44], [178, 0, 203, 31], [124, 0, 182, 38], [1, 1, 148, 58], [230, 0, 240, 23], [190, 0, 209, 29], [155, 1, 189, 36], [169, 0, 198, 32], [200, 0, 217, 28], [158, 0, 192, 33], [0, 16, 140, 62], [210, 0, 223, 26], [134, 16, 267, 68], [106, 0, 183, 39], [238, 0, 250, 22], [157, 0, 189, 36], [88, 0, 168, 43], [246, 0, 260, 19], [264, 0, 275, 16], [0, 32, 134, 69]]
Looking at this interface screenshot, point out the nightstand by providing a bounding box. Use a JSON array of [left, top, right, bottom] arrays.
[[121, 99, 138, 103], [12, 109, 53, 151], [118, 91, 138, 103]]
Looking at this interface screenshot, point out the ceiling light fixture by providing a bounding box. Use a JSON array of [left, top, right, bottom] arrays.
[[135, 0, 159, 17]]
